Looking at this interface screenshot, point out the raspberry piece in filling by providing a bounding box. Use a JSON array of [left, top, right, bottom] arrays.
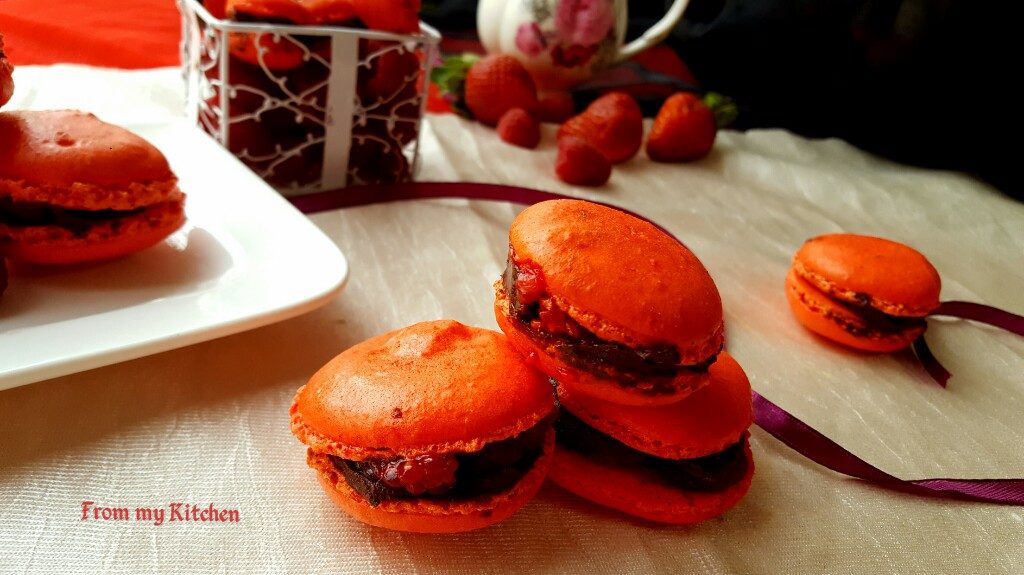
[[377, 454, 459, 496]]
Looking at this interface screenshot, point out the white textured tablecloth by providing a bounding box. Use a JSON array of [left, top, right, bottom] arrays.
[[2, 66, 1024, 574]]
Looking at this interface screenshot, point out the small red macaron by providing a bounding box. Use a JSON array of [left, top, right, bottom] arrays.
[[494, 199, 724, 406], [549, 352, 755, 524], [0, 110, 186, 265], [785, 233, 941, 352], [290, 320, 557, 533], [0, 33, 13, 109]]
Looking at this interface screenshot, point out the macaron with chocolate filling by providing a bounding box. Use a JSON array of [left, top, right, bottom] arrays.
[[549, 352, 754, 524], [786, 233, 941, 352], [1, 33, 13, 109], [0, 110, 185, 264], [494, 199, 724, 407], [290, 320, 557, 533]]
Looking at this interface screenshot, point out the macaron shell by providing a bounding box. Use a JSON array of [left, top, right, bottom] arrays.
[[0, 177, 182, 212], [0, 110, 177, 194], [793, 233, 940, 317], [549, 439, 754, 524], [292, 320, 556, 458], [785, 268, 923, 352], [0, 199, 186, 265], [0, 34, 12, 109], [509, 199, 724, 364], [495, 297, 710, 407], [308, 428, 554, 533], [558, 352, 753, 460]]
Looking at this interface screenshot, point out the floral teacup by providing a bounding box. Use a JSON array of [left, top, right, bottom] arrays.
[[478, 0, 690, 91]]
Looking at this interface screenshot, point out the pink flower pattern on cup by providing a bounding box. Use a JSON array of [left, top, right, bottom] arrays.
[[515, 22, 547, 57], [555, 0, 615, 46], [518, 0, 615, 69]]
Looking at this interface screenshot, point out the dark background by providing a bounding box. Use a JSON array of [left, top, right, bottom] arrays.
[[423, 0, 1021, 199]]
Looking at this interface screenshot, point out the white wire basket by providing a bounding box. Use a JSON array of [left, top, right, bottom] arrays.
[[178, 0, 440, 195]]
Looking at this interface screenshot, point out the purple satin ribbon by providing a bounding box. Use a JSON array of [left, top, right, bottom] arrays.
[[291, 181, 1024, 505], [914, 301, 1024, 387]]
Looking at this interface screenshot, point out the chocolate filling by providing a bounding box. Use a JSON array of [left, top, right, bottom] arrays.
[[0, 197, 144, 236], [822, 289, 926, 337], [330, 418, 550, 507], [503, 257, 717, 389], [555, 409, 748, 492]]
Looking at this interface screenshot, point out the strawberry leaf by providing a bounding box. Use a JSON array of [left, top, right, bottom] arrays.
[[703, 91, 738, 129], [429, 53, 481, 118]]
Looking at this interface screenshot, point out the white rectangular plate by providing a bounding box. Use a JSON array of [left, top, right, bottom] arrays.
[[0, 122, 349, 391]]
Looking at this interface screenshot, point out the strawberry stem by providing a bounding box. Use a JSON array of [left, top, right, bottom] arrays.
[[429, 53, 481, 118], [703, 92, 738, 129]]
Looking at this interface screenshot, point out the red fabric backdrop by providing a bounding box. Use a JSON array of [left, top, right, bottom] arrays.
[[0, 0, 180, 68]]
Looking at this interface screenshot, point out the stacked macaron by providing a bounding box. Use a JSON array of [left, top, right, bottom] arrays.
[[0, 32, 10, 297], [0, 110, 186, 265], [785, 233, 941, 352], [494, 199, 755, 523], [290, 320, 557, 533]]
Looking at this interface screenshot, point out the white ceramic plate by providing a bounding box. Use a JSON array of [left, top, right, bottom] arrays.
[[0, 122, 349, 391]]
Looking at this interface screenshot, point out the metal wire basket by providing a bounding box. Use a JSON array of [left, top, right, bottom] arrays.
[[178, 0, 440, 195]]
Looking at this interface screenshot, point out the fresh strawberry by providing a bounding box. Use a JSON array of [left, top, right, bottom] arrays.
[[537, 92, 575, 124], [497, 108, 541, 149], [555, 137, 611, 186], [645, 92, 719, 162], [557, 92, 642, 164], [351, 0, 420, 33], [464, 54, 538, 127]]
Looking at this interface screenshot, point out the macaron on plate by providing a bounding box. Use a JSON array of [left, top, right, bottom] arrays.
[[0, 118, 348, 391]]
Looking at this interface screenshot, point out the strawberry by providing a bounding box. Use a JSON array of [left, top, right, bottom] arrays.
[[464, 54, 538, 127], [555, 137, 611, 186], [537, 92, 575, 124], [645, 92, 719, 162], [557, 92, 642, 164], [351, 0, 420, 33], [497, 108, 541, 149]]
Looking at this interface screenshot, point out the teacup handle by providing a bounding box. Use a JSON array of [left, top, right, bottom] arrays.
[[615, 0, 690, 62]]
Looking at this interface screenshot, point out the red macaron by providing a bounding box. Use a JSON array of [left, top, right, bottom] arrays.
[[494, 199, 725, 406], [0, 110, 186, 265], [0, 33, 13, 109], [785, 233, 941, 352], [548, 352, 755, 524], [290, 320, 557, 533]]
